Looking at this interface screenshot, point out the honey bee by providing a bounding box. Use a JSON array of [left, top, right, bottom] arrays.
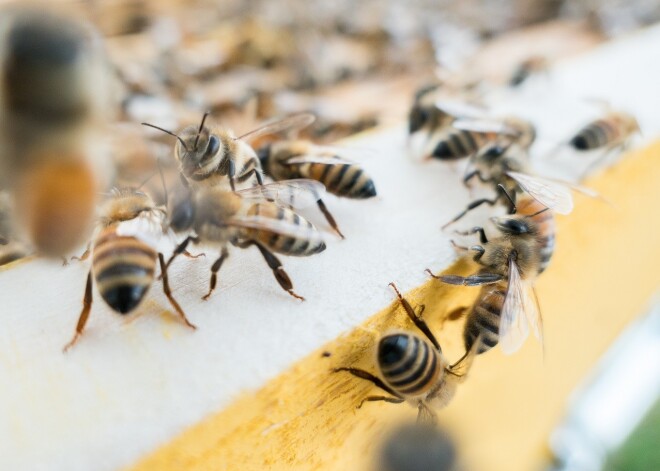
[[407, 85, 454, 137], [0, 8, 112, 257], [443, 141, 598, 229], [412, 99, 536, 161], [165, 179, 327, 301], [428, 200, 547, 355], [334, 283, 477, 423], [63, 188, 195, 351], [569, 110, 640, 153], [257, 140, 377, 238], [509, 56, 549, 87], [142, 113, 316, 191]]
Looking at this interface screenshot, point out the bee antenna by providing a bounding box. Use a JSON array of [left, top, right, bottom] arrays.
[[193, 112, 210, 150], [141, 122, 189, 152], [526, 207, 550, 218]]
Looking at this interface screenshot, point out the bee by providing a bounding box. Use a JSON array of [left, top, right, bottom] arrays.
[[407, 84, 454, 136], [569, 110, 640, 153], [0, 9, 112, 257], [509, 56, 549, 87], [257, 140, 377, 238], [378, 421, 458, 471], [63, 188, 195, 351], [428, 198, 547, 355], [142, 113, 316, 191], [443, 140, 598, 229], [334, 283, 477, 423], [165, 179, 327, 301], [412, 99, 536, 161]]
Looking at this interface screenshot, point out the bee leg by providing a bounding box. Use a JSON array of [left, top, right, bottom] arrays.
[[317, 199, 345, 239], [425, 271, 503, 286], [450, 240, 470, 251], [441, 196, 501, 230], [183, 250, 205, 259], [470, 245, 485, 262], [453, 226, 488, 243], [463, 170, 491, 188], [389, 282, 441, 352], [202, 248, 229, 301], [357, 396, 405, 409], [158, 253, 196, 329], [63, 271, 93, 352], [69, 243, 91, 264], [253, 242, 305, 301], [333, 367, 403, 399], [165, 236, 200, 271]]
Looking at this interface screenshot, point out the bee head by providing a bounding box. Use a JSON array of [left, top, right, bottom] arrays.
[[408, 104, 430, 134], [256, 144, 272, 171]]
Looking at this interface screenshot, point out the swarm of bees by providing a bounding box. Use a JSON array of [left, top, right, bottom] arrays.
[[334, 67, 639, 427], [0, 2, 644, 467]]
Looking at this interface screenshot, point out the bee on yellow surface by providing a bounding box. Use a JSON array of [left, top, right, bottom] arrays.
[[429, 194, 548, 355], [335, 283, 477, 423], [569, 110, 640, 153], [165, 179, 326, 301], [63, 188, 195, 352], [257, 140, 377, 238], [143, 113, 315, 191], [0, 8, 113, 257]]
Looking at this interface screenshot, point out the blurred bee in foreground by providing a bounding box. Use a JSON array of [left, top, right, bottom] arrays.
[[64, 188, 195, 352], [165, 179, 326, 301], [443, 141, 598, 229], [0, 8, 112, 257], [143, 113, 315, 191], [377, 421, 459, 471], [509, 55, 549, 87], [334, 283, 477, 423], [428, 192, 546, 355], [257, 140, 377, 238]]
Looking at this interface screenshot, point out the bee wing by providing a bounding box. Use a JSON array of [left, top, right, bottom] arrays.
[[506, 171, 574, 214], [433, 99, 487, 119], [541, 176, 604, 200], [453, 118, 520, 137], [284, 154, 356, 166], [499, 258, 530, 355], [236, 179, 325, 209], [228, 215, 324, 243], [236, 113, 316, 142]]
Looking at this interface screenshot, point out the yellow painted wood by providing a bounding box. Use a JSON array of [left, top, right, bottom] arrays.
[[128, 142, 660, 471]]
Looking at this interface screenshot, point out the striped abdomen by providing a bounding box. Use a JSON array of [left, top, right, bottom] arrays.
[[465, 283, 507, 354], [377, 333, 442, 398], [517, 197, 556, 274], [431, 129, 490, 160], [299, 162, 376, 199], [244, 202, 326, 256], [92, 226, 157, 314], [570, 119, 622, 151]]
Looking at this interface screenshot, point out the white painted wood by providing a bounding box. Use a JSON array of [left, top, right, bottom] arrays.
[[1, 23, 660, 471]]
